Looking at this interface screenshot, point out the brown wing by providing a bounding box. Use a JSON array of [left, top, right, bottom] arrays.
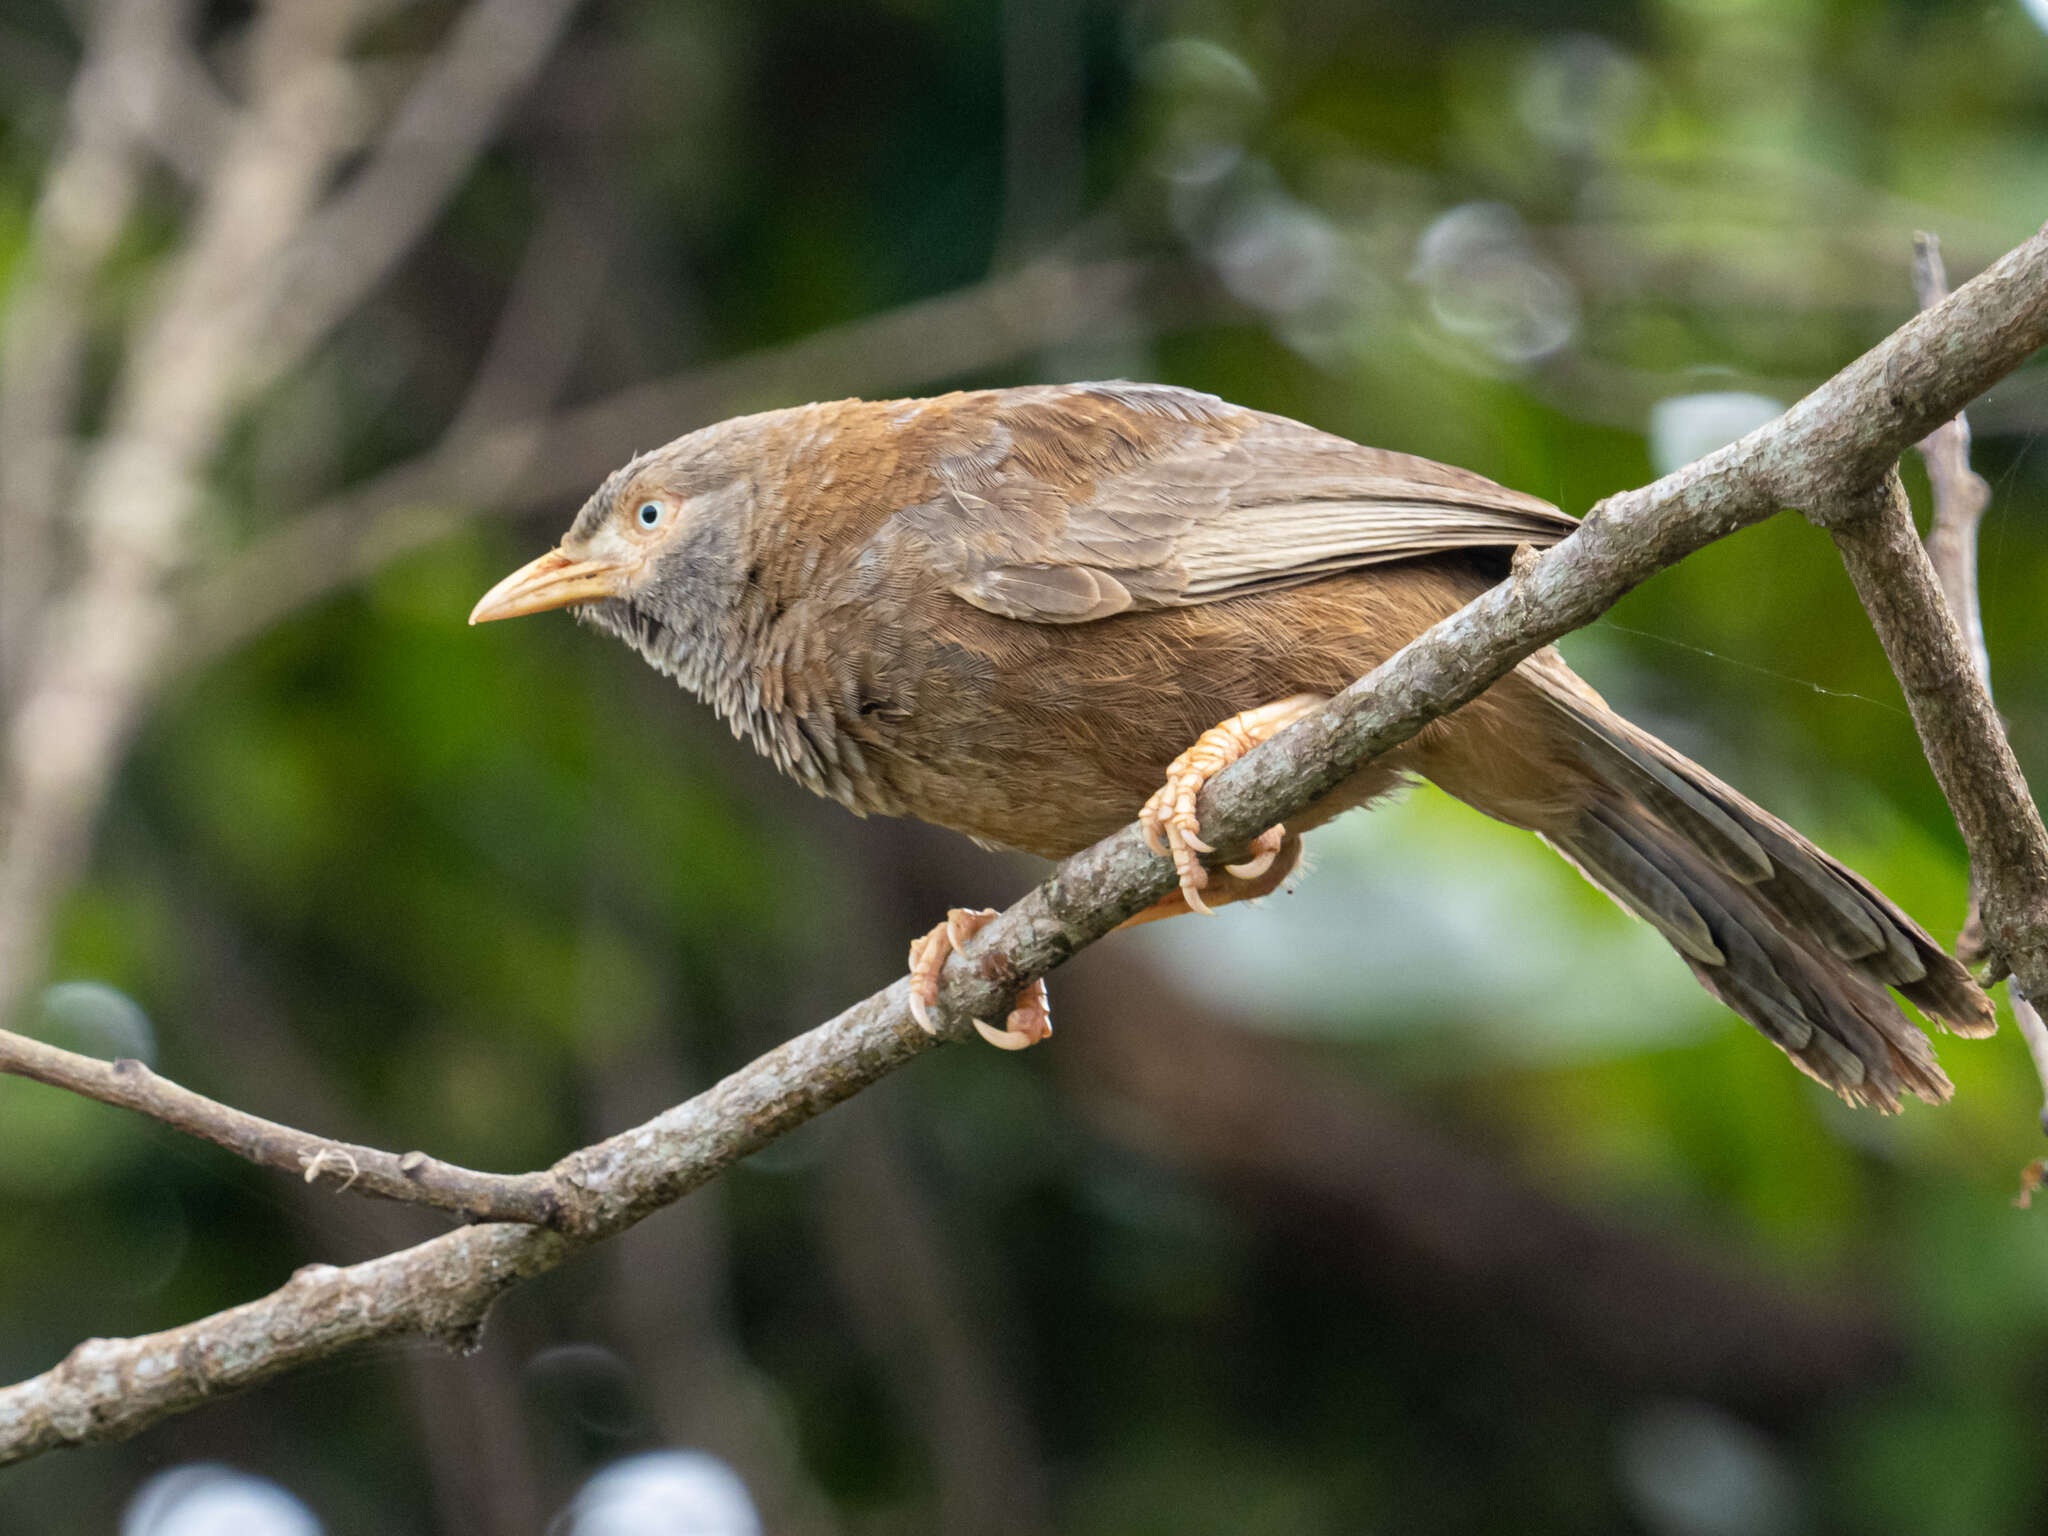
[[879, 381, 1577, 625]]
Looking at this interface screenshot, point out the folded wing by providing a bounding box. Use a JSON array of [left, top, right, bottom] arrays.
[[893, 381, 1576, 625]]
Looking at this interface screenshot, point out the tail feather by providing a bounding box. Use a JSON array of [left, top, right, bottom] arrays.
[[1526, 669, 1995, 1110]]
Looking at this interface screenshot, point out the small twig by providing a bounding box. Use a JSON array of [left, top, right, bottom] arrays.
[[1909, 231, 2048, 1132], [1913, 235, 1995, 683], [1914, 232, 1997, 957], [0, 1027, 568, 1225], [2016, 999, 2048, 1138], [2018, 1159, 2047, 1210]]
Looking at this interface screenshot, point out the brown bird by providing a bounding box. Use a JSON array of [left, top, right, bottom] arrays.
[[470, 381, 1993, 1106]]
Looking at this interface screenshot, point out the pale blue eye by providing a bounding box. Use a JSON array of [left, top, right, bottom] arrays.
[[637, 501, 661, 528]]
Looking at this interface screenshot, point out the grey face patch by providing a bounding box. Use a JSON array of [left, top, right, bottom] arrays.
[[569, 460, 652, 545]]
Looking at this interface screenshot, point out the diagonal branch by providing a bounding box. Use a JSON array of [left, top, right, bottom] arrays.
[[3, 218, 2046, 1468]]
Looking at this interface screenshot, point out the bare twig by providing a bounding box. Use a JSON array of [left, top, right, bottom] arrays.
[[1820, 472, 2048, 994], [1913, 233, 1995, 688], [1908, 231, 2048, 1134], [0, 1026, 567, 1224], [4, 218, 2046, 1468]]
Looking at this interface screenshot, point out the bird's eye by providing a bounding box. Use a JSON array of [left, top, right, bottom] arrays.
[[636, 501, 662, 528]]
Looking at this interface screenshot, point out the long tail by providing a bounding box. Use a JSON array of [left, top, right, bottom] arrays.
[[1523, 668, 1995, 1109]]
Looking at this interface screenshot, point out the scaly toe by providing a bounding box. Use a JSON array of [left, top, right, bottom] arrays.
[[1140, 787, 1167, 847], [907, 917, 975, 1037], [945, 906, 997, 951]]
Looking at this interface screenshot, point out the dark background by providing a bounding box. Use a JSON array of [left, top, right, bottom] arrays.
[[3, 0, 2048, 1531]]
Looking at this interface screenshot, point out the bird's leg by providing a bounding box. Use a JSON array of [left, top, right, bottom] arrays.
[[1139, 694, 1327, 913], [907, 907, 1053, 1051]]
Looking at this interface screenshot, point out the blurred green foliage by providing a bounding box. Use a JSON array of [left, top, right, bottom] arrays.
[[4, 0, 2048, 1531]]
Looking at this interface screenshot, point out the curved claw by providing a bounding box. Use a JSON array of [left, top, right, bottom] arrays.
[[1225, 825, 1286, 880], [974, 978, 1053, 1049], [973, 1019, 1038, 1050], [908, 990, 937, 1035]]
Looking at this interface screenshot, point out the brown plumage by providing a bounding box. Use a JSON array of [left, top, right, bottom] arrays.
[[470, 381, 1994, 1102]]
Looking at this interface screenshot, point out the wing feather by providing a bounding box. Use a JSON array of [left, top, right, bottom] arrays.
[[882, 382, 1576, 625]]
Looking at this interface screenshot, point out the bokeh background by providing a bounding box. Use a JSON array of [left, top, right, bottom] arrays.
[[3, 0, 2047, 1531]]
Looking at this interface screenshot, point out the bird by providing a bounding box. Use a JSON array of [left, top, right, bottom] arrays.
[[469, 380, 1994, 1107]]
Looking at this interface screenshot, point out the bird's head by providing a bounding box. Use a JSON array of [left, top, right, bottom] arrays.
[[468, 427, 764, 678]]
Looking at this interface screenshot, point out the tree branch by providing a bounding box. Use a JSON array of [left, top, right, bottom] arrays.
[[1820, 471, 2048, 994], [3, 219, 2045, 1467], [0, 0, 587, 1045], [1906, 232, 2048, 1134], [0, 1026, 567, 1225]]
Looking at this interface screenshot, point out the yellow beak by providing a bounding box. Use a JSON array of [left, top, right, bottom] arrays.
[[469, 549, 623, 625]]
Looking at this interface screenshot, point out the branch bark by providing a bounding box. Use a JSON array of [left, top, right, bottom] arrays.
[[1906, 232, 2048, 1132], [3, 219, 2046, 1467], [0, 1026, 566, 1224], [1819, 473, 2048, 1000]]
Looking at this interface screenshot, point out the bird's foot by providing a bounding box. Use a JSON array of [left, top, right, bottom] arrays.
[[906, 907, 1053, 1050], [1139, 695, 1326, 913]]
